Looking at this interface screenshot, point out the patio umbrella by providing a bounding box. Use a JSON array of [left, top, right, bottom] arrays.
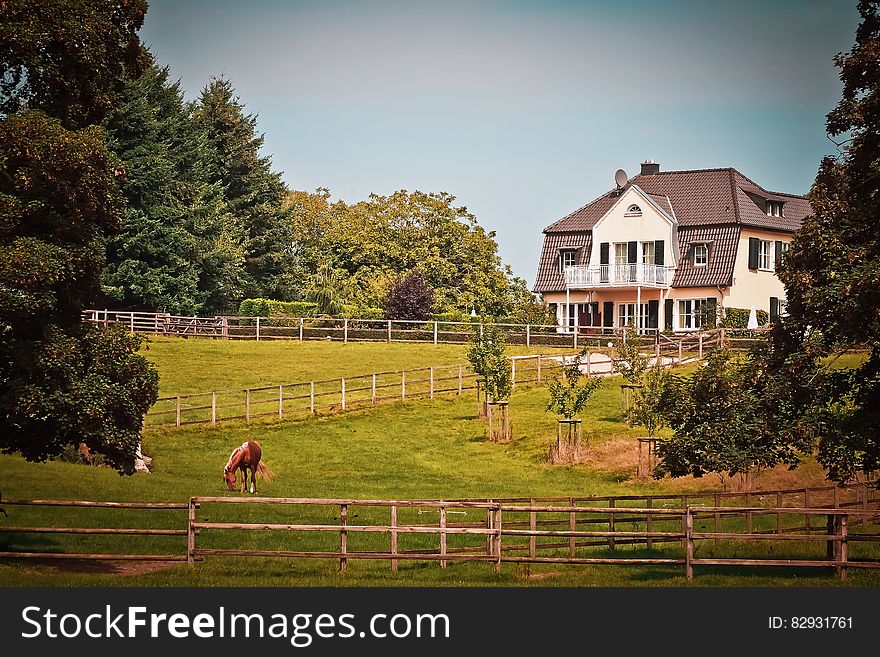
[[747, 307, 758, 330]]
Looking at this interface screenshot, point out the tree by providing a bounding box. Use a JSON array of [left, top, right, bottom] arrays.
[[626, 366, 672, 437], [467, 324, 511, 402], [613, 324, 650, 384], [774, 0, 880, 483], [382, 272, 434, 320], [194, 77, 293, 300], [0, 111, 158, 472], [654, 348, 810, 490], [282, 188, 519, 315], [546, 349, 602, 420], [101, 65, 246, 314], [0, 0, 151, 129]]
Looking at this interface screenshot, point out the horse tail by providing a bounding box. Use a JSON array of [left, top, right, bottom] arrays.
[[256, 461, 274, 481]]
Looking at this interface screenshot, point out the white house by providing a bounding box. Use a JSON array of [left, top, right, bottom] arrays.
[[533, 161, 812, 332]]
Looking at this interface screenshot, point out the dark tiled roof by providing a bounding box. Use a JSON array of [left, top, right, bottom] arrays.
[[543, 190, 618, 233], [533, 232, 592, 293], [672, 225, 740, 288], [535, 166, 813, 293]]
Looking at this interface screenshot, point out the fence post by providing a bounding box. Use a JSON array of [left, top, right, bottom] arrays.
[[685, 509, 694, 581], [804, 488, 811, 532], [187, 498, 197, 565], [433, 321, 438, 345], [299, 317, 304, 341], [608, 499, 615, 551], [573, 327, 577, 349], [646, 497, 653, 550], [776, 491, 783, 535], [391, 505, 398, 574], [211, 392, 217, 426], [678, 341, 683, 363], [344, 318, 348, 343], [245, 389, 251, 423], [494, 506, 502, 574], [429, 367, 434, 399], [341, 378, 346, 411], [339, 504, 348, 572], [439, 505, 447, 568], [372, 374, 377, 405], [839, 514, 848, 580], [458, 365, 463, 395], [400, 370, 406, 400], [256, 316, 260, 341], [698, 332, 703, 359], [746, 492, 753, 534], [310, 382, 315, 415], [569, 497, 576, 557], [278, 385, 284, 419], [529, 499, 537, 559], [387, 320, 392, 342], [526, 324, 531, 347], [537, 354, 542, 383], [511, 359, 516, 389], [714, 493, 721, 548], [130, 312, 135, 334], [176, 396, 181, 427]]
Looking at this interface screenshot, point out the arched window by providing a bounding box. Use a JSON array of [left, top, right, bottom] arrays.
[[625, 204, 642, 217]]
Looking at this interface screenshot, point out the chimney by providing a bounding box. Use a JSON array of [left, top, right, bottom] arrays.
[[640, 160, 660, 175]]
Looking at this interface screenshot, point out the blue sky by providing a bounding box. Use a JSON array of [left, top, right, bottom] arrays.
[[141, 0, 859, 286]]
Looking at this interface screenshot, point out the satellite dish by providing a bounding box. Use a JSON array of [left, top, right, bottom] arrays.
[[614, 169, 628, 188]]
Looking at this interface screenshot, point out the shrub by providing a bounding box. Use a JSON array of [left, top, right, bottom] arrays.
[[238, 298, 319, 317], [720, 307, 769, 329], [382, 272, 434, 321]]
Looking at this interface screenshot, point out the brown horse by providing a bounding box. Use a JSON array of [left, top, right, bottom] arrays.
[[223, 440, 272, 494]]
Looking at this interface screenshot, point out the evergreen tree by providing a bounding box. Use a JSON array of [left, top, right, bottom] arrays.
[[101, 65, 246, 314], [194, 77, 293, 300]]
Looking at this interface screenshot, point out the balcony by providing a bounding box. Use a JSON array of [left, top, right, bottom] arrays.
[[564, 264, 670, 289]]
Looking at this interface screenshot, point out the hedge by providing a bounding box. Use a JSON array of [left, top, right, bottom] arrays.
[[720, 306, 769, 329]]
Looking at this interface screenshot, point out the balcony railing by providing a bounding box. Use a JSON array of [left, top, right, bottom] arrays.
[[564, 264, 670, 288]]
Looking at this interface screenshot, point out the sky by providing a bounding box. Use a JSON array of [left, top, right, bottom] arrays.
[[140, 0, 860, 287]]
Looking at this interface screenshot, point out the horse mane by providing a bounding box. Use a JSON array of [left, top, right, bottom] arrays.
[[224, 445, 243, 473]]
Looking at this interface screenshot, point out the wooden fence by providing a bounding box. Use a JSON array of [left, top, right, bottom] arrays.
[[146, 354, 574, 428], [82, 309, 689, 350], [3, 482, 877, 580], [0, 498, 189, 562]]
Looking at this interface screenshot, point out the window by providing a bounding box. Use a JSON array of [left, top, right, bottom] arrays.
[[625, 204, 642, 217], [642, 241, 655, 266], [766, 200, 784, 217], [614, 243, 628, 265], [693, 243, 708, 267], [678, 299, 708, 330], [758, 240, 772, 271], [619, 303, 648, 330], [558, 249, 576, 273]]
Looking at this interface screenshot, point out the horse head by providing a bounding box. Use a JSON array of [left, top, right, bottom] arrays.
[[223, 466, 236, 491]]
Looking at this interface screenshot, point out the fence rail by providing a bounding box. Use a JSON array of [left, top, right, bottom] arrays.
[[3, 482, 877, 580], [84, 309, 742, 350], [146, 355, 575, 428]]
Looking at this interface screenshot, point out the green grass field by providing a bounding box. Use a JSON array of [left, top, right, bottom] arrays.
[[1, 337, 877, 587]]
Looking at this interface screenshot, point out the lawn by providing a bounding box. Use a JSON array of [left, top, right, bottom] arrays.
[[0, 338, 876, 587]]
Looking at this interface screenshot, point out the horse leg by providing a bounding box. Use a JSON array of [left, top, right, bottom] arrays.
[[250, 465, 256, 494], [239, 466, 246, 494]]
